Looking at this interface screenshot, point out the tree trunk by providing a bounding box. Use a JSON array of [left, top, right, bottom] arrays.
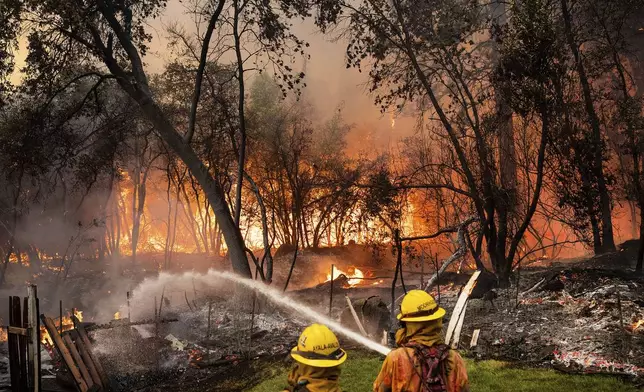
[[561, 0, 615, 252], [121, 82, 252, 278], [233, 0, 247, 228], [490, 0, 517, 219]]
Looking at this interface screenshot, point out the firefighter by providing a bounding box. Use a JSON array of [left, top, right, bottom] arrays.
[[283, 323, 347, 392], [373, 290, 469, 392]]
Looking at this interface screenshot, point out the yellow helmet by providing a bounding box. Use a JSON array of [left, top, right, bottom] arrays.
[[397, 290, 446, 322], [290, 324, 347, 367]]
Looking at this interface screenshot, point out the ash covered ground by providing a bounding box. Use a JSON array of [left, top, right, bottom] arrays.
[[0, 243, 643, 391]]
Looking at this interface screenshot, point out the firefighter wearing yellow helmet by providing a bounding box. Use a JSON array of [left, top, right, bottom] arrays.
[[373, 290, 470, 392], [282, 324, 347, 392]]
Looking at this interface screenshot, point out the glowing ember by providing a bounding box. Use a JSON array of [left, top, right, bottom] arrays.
[[633, 319, 643, 332], [114, 311, 121, 320], [372, 279, 384, 286], [188, 348, 203, 366], [0, 326, 7, 342], [40, 309, 83, 346], [326, 266, 365, 287]]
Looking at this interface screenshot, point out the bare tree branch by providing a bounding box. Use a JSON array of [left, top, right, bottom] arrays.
[[185, 0, 226, 144]]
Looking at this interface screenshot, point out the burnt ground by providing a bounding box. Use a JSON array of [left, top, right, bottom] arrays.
[[1, 243, 643, 391]]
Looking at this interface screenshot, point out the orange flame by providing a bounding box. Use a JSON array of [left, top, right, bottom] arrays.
[[114, 311, 121, 320], [40, 309, 83, 346], [633, 319, 644, 332], [0, 326, 7, 343], [325, 266, 365, 287]]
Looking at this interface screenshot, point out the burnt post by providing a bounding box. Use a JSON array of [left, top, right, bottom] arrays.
[[328, 264, 335, 316], [59, 300, 63, 335], [126, 291, 131, 321], [420, 250, 425, 289]]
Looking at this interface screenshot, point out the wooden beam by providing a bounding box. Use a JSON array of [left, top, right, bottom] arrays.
[[63, 335, 94, 390], [72, 316, 110, 391], [470, 329, 481, 348], [71, 330, 102, 389], [7, 326, 27, 336], [41, 316, 88, 392]]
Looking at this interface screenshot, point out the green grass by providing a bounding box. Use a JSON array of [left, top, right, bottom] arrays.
[[249, 351, 639, 392]]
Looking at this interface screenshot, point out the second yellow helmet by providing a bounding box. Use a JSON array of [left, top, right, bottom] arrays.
[[397, 290, 446, 322], [290, 324, 347, 367]]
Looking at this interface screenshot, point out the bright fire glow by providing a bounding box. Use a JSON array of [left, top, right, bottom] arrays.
[[633, 319, 643, 332], [0, 327, 7, 343], [326, 266, 365, 287], [40, 309, 83, 346], [114, 311, 121, 320]]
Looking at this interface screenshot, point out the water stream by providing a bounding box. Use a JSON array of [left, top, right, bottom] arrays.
[[203, 269, 392, 356]]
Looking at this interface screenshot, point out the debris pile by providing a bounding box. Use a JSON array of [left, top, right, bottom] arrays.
[[460, 268, 644, 378]]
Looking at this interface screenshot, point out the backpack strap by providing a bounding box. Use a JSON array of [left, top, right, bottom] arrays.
[[403, 343, 450, 392]]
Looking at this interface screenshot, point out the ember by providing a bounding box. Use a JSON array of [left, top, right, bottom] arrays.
[[0, 326, 7, 342]]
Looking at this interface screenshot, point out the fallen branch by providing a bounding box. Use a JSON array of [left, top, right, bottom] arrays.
[[388, 216, 478, 311], [520, 277, 546, 297], [423, 216, 478, 292]]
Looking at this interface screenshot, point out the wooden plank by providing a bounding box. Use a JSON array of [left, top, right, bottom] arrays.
[[36, 298, 41, 392], [470, 329, 481, 348], [71, 330, 102, 389], [450, 301, 468, 349], [63, 335, 94, 389], [11, 296, 27, 392], [446, 270, 480, 345], [41, 316, 88, 392], [9, 297, 20, 392], [72, 316, 110, 391], [20, 297, 28, 392], [7, 326, 27, 336], [27, 285, 40, 392]]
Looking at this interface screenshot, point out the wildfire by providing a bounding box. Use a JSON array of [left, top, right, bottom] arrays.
[[325, 266, 365, 287], [372, 279, 384, 286], [40, 309, 83, 346]]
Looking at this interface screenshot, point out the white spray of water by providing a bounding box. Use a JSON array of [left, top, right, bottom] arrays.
[[115, 269, 392, 356], [205, 269, 392, 356]]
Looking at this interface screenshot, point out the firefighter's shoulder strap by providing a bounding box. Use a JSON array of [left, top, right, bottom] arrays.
[[404, 343, 450, 392]]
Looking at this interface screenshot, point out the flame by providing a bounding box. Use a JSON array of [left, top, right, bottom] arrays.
[[40, 309, 83, 346], [114, 311, 121, 320], [372, 279, 384, 286], [0, 326, 7, 342], [325, 266, 365, 287], [633, 319, 644, 331]]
